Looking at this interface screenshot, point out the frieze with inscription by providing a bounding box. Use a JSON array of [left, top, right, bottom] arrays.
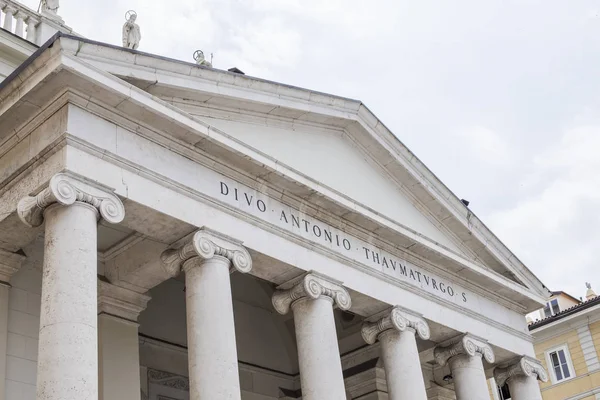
[[218, 181, 469, 304]]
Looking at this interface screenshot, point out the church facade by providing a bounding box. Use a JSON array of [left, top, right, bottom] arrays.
[[0, 2, 552, 399]]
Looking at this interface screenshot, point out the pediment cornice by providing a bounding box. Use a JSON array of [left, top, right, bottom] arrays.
[[61, 38, 546, 301], [0, 34, 549, 310]]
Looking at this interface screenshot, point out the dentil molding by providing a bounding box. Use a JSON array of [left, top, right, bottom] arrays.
[[434, 333, 495, 366], [17, 173, 125, 227], [160, 228, 252, 277], [494, 356, 548, 386], [272, 272, 352, 315], [361, 306, 431, 344]]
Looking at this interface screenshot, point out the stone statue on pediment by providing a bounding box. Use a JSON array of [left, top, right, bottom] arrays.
[[122, 10, 141, 50], [194, 50, 212, 68], [41, 0, 60, 15]]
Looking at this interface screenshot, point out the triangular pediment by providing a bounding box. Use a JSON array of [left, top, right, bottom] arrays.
[[190, 115, 468, 257], [0, 34, 550, 307]]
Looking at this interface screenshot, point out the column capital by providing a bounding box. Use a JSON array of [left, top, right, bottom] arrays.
[[361, 306, 430, 344], [17, 173, 125, 228], [160, 228, 252, 277], [494, 356, 548, 387], [434, 333, 495, 366], [272, 272, 351, 315], [0, 248, 26, 284], [98, 279, 151, 323]]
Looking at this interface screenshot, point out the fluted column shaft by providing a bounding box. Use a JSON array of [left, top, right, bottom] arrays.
[[17, 173, 125, 400], [494, 356, 547, 400], [435, 334, 495, 400], [362, 307, 430, 400], [272, 273, 351, 400], [161, 228, 253, 400]]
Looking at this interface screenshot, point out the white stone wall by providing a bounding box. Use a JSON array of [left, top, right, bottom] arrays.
[[5, 240, 43, 400]]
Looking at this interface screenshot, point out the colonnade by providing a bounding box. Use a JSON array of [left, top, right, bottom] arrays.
[[13, 173, 549, 400]]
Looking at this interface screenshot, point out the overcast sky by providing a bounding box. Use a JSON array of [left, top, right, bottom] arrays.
[[23, 0, 600, 299]]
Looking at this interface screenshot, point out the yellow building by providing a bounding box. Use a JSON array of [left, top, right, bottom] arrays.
[[492, 285, 600, 400]]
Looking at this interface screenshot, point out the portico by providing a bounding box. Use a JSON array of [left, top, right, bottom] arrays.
[[0, 33, 551, 400]]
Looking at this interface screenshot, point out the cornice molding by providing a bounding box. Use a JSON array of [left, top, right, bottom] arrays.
[[494, 356, 548, 386], [361, 306, 430, 344], [434, 333, 495, 366], [160, 228, 252, 278], [98, 279, 151, 322], [0, 248, 26, 284], [272, 272, 351, 315], [17, 172, 125, 227]]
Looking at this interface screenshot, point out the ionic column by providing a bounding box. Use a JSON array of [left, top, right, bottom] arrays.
[[18, 173, 125, 400], [0, 249, 26, 400], [434, 334, 495, 400], [98, 280, 151, 400], [272, 272, 351, 400], [361, 306, 430, 400], [494, 356, 548, 400], [161, 228, 252, 400]]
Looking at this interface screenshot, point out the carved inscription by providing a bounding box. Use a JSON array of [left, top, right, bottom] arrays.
[[219, 181, 469, 304]]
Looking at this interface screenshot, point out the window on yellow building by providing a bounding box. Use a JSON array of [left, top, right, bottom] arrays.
[[546, 345, 575, 384], [543, 299, 560, 318]]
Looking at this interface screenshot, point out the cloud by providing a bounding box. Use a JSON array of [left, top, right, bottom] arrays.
[[229, 16, 303, 71], [456, 126, 515, 167], [488, 124, 600, 296]]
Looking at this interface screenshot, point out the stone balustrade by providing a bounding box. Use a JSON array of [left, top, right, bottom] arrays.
[[0, 0, 70, 45], [0, 0, 41, 44]]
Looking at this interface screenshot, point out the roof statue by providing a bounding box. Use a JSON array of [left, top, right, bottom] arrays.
[[194, 50, 212, 68], [40, 0, 61, 19], [586, 282, 597, 300], [122, 10, 141, 50]]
